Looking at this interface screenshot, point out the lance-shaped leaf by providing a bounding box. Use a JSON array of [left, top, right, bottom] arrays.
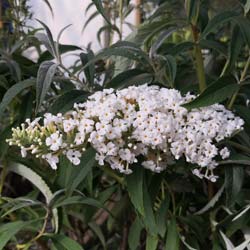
[[149, 27, 177, 57], [234, 16, 250, 49], [128, 217, 143, 250], [201, 11, 238, 39], [126, 167, 145, 216], [50, 234, 84, 250], [2, 163, 59, 232], [36, 19, 56, 56], [185, 0, 200, 25], [49, 90, 89, 114], [92, 0, 112, 26], [82, 41, 152, 70], [0, 79, 35, 118], [221, 25, 244, 75], [80, 50, 95, 85], [0, 220, 40, 250], [225, 166, 244, 207], [183, 76, 239, 110], [36, 61, 58, 112], [165, 218, 180, 250]]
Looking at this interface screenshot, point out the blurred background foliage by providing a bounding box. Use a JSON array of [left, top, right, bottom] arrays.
[[1, 0, 250, 249]]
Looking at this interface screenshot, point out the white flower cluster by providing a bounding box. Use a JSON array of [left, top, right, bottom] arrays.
[[7, 85, 244, 181]]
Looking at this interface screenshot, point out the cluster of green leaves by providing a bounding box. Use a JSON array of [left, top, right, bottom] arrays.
[[1, 0, 250, 249]]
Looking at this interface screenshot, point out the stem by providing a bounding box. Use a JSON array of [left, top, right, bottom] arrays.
[[103, 1, 111, 48], [191, 25, 207, 92], [135, 0, 142, 27], [228, 55, 250, 109], [119, 0, 123, 38]]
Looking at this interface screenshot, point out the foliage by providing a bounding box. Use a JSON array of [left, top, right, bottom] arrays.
[[0, 0, 250, 249]]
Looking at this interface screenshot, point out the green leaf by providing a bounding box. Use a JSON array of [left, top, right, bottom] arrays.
[[182, 76, 239, 110], [4, 59, 22, 81], [1, 199, 42, 218], [165, 41, 193, 56], [0, 221, 37, 250], [128, 217, 143, 250], [165, 218, 180, 250], [106, 69, 153, 89], [83, 41, 152, 70], [0, 79, 35, 118], [36, 61, 58, 112], [126, 167, 144, 216], [97, 25, 121, 45], [4, 163, 59, 233], [155, 196, 170, 237], [164, 55, 177, 85], [69, 147, 96, 192], [82, 11, 99, 33], [225, 166, 244, 207], [52, 195, 105, 211], [143, 180, 158, 235], [149, 27, 177, 57], [146, 234, 158, 250], [49, 90, 89, 114], [42, 0, 54, 17], [222, 25, 244, 74], [185, 0, 200, 25], [51, 234, 84, 250], [234, 16, 250, 49], [36, 19, 56, 56], [201, 11, 238, 39], [55, 24, 73, 62], [38, 44, 82, 63], [92, 0, 112, 26], [80, 50, 95, 85], [35, 33, 55, 56], [219, 154, 250, 166]]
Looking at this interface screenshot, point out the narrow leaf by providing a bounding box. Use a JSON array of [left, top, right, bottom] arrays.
[[165, 218, 180, 250], [126, 167, 144, 216], [146, 234, 158, 250], [149, 27, 176, 57], [0, 221, 37, 250], [183, 77, 239, 110], [69, 147, 96, 192], [92, 0, 112, 26], [51, 234, 84, 250], [0, 79, 35, 118], [4, 163, 58, 232], [49, 90, 89, 114], [201, 11, 238, 39], [36, 61, 58, 112], [36, 19, 56, 56], [128, 217, 143, 250]]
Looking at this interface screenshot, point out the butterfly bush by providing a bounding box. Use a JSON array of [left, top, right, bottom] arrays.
[[7, 85, 244, 181]]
